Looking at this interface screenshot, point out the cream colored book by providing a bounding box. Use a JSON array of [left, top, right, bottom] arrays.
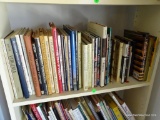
[[78, 31, 82, 89], [44, 30, 55, 93], [82, 37, 88, 91], [39, 29, 53, 95], [48, 30, 59, 93]]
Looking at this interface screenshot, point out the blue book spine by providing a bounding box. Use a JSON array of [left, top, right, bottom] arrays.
[[10, 37, 29, 98], [63, 26, 77, 90]]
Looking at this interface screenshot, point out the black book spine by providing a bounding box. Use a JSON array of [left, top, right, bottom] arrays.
[[97, 38, 101, 85], [34, 38, 48, 95]]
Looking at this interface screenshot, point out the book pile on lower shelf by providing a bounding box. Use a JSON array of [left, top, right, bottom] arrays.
[[0, 21, 158, 99], [22, 92, 135, 120]]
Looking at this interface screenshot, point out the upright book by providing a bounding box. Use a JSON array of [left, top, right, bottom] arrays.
[[24, 30, 41, 97]]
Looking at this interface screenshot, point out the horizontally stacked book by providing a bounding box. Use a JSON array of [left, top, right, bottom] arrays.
[[22, 92, 135, 120], [0, 21, 159, 99]]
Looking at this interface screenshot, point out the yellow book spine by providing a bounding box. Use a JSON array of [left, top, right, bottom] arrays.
[[39, 35, 53, 94]]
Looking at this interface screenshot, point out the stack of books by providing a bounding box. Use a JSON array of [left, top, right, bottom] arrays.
[[22, 92, 135, 120], [0, 21, 158, 99]]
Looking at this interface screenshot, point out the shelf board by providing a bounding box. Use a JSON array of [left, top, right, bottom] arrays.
[[0, 0, 160, 5], [12, 77, 150, 107]]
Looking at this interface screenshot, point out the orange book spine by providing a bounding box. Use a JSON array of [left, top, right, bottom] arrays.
[[24, 30, 41, 97]]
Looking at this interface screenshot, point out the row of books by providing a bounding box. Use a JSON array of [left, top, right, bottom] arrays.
[[0, 21, 158, 99], [0, 21, 113, 99], [22, 92, 135, 120]]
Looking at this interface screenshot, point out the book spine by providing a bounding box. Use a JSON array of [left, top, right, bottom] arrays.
[[75, 32, 79, 90], [78, 32, 82, 89], [57, 34, 65, 91], [55, 102, 65, 120], [51, 28, 63, 93], [32, 43, 44, 94], [34, 38, 48, 95], [36, 106, 47, 120], [100, 38, 106, 87], [39, 35, 53, 95], [70, 32, 77, 91], [15, 34, 33, 95], [94, 38, 98, 86], [48, 111, 54, 120], [49, 107, 57, 120], [4, 39, 23, 99], [96, 103, 108, 120], [24, 35, 41, 97], [68, 36, 73, 90], [82, 43, 88, 91], [72, 108, 85, 120], [64, 37, 70, 91], [97, 38, 101, 85], [20, 34, 35, 95], [78, 103, 90, 120], [30, 104, 42, 120], [91, 38, 95, 88], [69, 109, 76, 120], [88, 102, 100, 120], [48, 36, 59, 93], [44, 36, 55, 93], [99, 102, 110, 120], [64, 109, 73, 120], [10, 38, 29, 98], [88, 43, 92, 88], [102, 101, 113, 120]]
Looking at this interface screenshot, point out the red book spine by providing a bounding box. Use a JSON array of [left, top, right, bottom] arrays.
[[51, 27, 63, 93], [30, 104, 42, 120]]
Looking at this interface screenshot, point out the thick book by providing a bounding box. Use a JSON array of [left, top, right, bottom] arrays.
[[63, 25, 77, 91], [3, 31, 23, 99], [10, 30, 30, 98], [19, 28, 35, 95], [48, 29, 59, 93], [81, 37, 89, 91], [124, 29, 149, 81], [15, 29, 33, 96], [39, 28, 54, 94], [111, 38, 123, 82], [23, 30, 41, 97], [33, 30, 48, 95], [50, 23, 63, 93], [88, 21, 107, 87]]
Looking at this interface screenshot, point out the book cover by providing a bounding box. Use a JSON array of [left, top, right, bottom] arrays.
[[4, 31, 23, 99], [33, 30, 48, 95], [23, 30, 41, 97], [15, 29, 33, 96], [48, 30, 59, 93], [20, 28, 35, 95], [30, 104, 42, 120], [63, 25, 77, 91], [50, 23, 63, 93], [10, 31, 30, 98]]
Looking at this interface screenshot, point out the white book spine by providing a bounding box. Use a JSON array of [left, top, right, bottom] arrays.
[[49, 107, 57, 120], [92, 39, 95, 88], [103, 101, 113, 120], [100, 57, 105, 87], [48, 111, 55, 120], [73, 108, 85, 120], [96, 103, 108, 120], [48, 115, 51, 120], [57, 35, 65, 91], [49, 36, 59, 93], [16, 34, 33, 95], [88, 43, 92, 88], [78, 32, 82, 89], [37, 106, 46, 120], [69, 109, 76, 120], [1, 39, 18, 98], [122, 103, 135, 120], [82, 44, 88, 91], [20, 34, 35, 95], [44, 36, 55, 93]]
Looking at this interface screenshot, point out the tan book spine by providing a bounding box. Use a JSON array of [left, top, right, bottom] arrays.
[[39, 31, 53, 95], [78, 32, 82, 89], [24, 30, 41, 97], [44, 33, 55, 93], [48, 33, 59, 93], [88, 42, 92, 88]]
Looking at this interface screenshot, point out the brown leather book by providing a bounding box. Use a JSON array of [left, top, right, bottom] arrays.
[[23, 30, 41, 97]]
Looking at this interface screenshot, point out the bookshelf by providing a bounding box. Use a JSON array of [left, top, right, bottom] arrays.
[[0, 1, 160, 120]]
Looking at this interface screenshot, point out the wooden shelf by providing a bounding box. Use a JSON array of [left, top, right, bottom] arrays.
[[0, 0, 160, 5], [12, 77, 150, 107]]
